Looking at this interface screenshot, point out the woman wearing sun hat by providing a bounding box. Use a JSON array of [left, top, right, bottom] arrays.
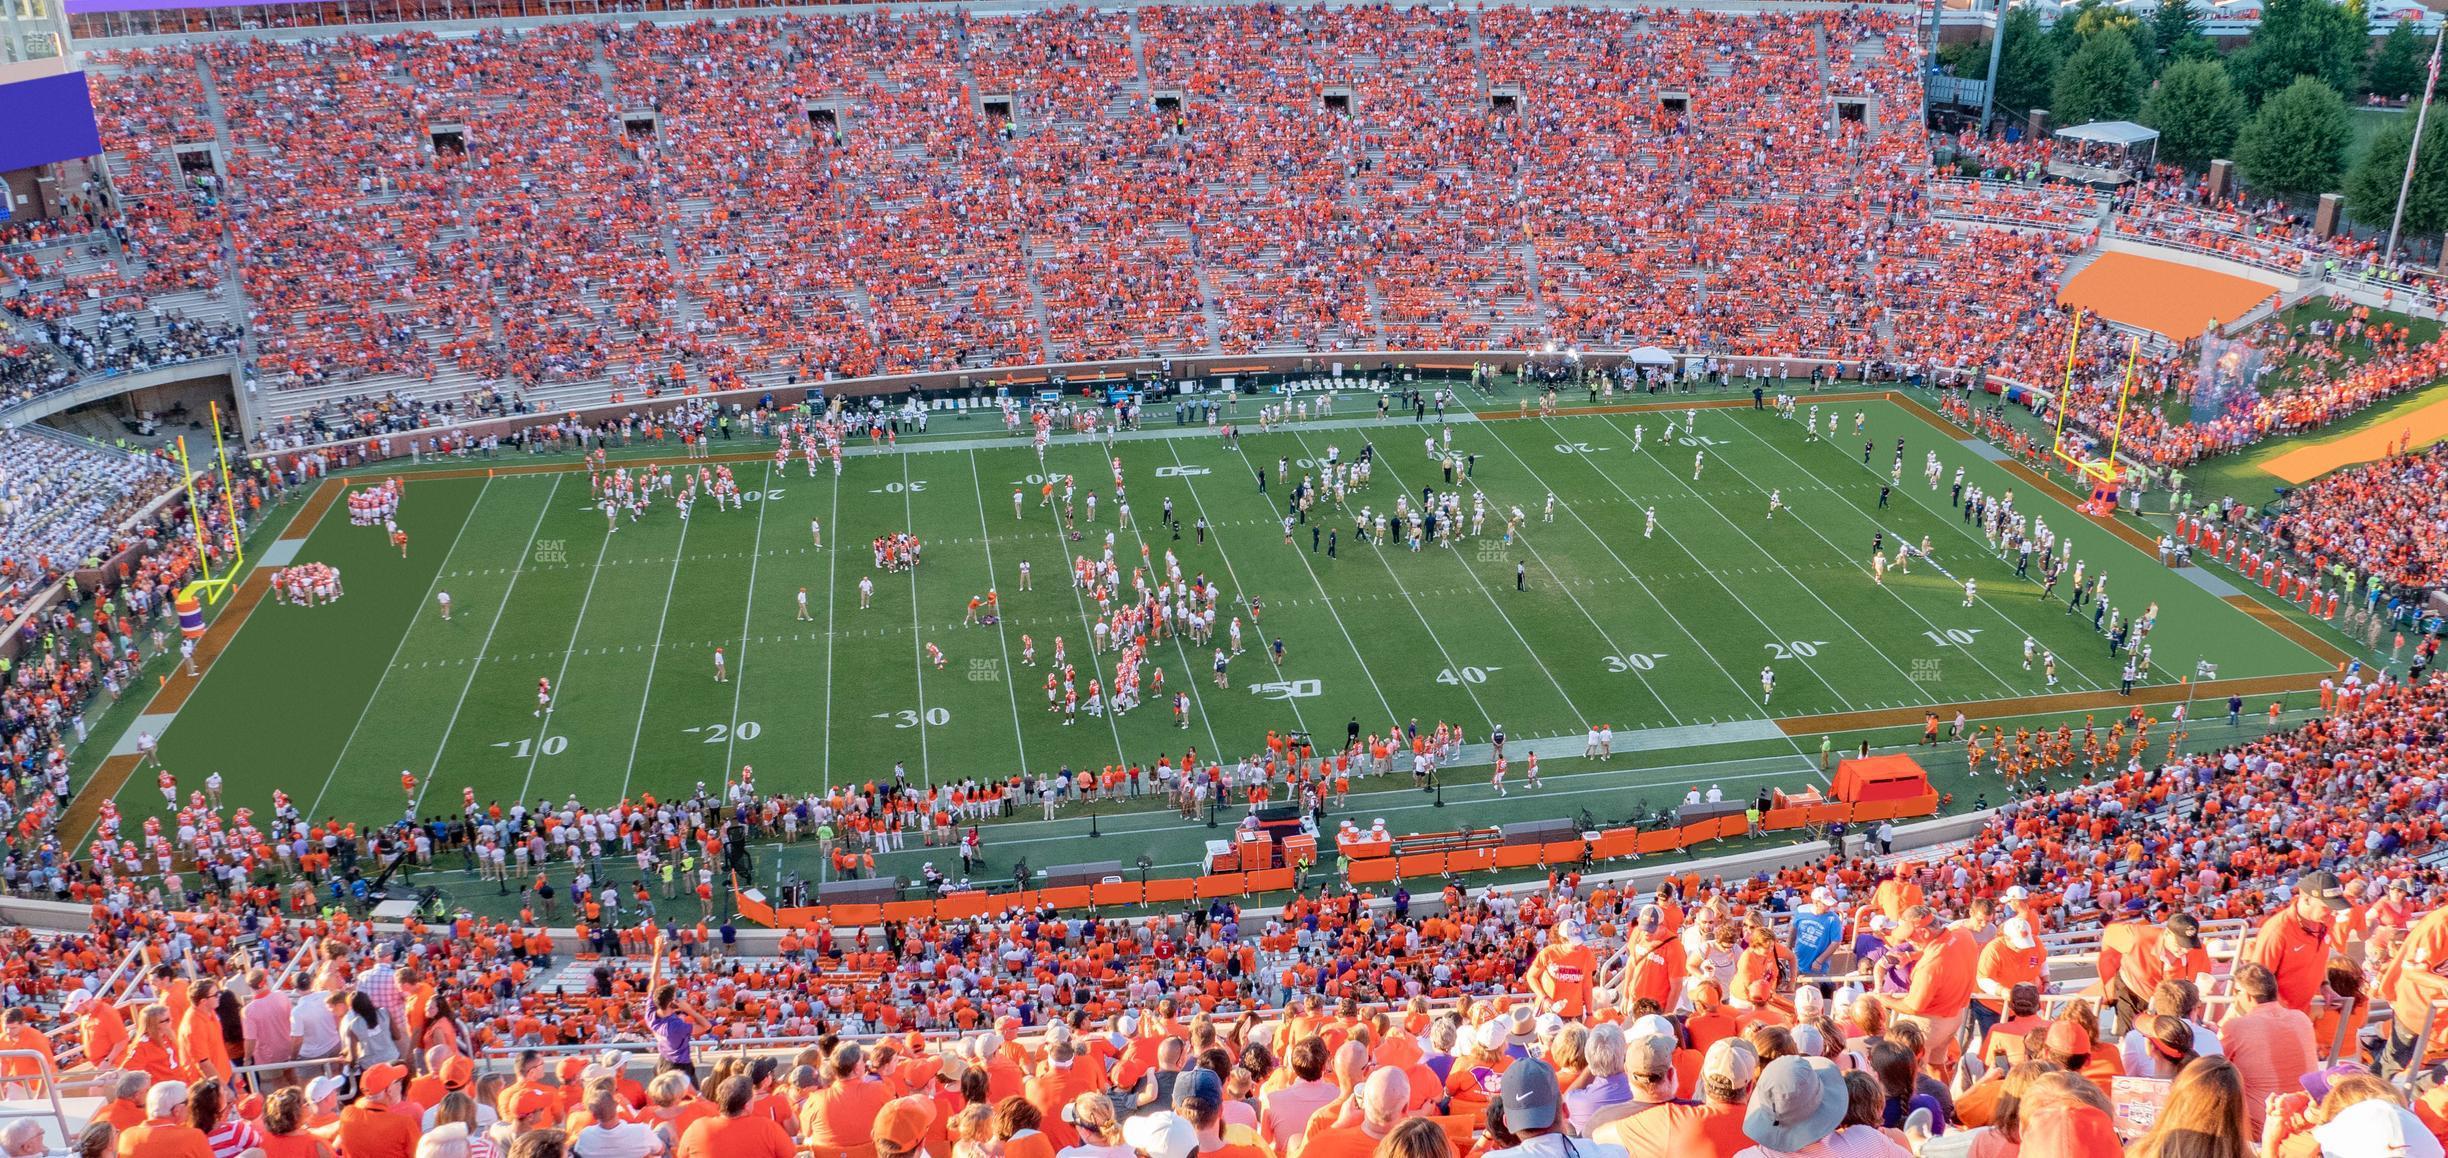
[[1735, 1054, 1905, 1158]]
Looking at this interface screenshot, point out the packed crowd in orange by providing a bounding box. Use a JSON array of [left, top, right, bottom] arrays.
[[3, 674, 2446, 1158]]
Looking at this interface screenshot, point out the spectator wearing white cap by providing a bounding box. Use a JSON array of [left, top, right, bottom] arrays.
[[1118, 1113, 1194, 1158], [2279, 1072, 2447, 1158], [1970, 917, 2044, 1045]]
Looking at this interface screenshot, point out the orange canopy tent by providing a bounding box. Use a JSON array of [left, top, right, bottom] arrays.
[[1830, 754, 1931, 803]]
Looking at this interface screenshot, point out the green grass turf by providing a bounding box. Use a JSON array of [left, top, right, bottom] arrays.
[[128, 399, 2336, 881]]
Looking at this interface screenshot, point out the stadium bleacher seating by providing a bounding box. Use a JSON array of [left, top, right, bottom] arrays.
[[0, 11, 2440, 1156]]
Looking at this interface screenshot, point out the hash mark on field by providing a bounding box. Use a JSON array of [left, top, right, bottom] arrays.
[[963, 449, 1033, 778], [306, 475, 500, 821], [413, 474, 565, 816]]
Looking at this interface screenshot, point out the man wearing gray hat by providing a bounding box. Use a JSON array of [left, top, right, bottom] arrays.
[[1738, 1055, 1862, 1156], [1484, 1059, 1628, 1158], [1585, 1026, 1677, 1141], [1597, 1038, 1759, 1154]]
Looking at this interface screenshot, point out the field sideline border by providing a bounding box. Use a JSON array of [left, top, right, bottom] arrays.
[[63, 392, 2343, 844], [58, 475, 350, 847]]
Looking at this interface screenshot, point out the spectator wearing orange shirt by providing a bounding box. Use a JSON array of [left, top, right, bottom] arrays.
[[1970, 916, 2045, 1044], [676, 1078, 790, 1158], [2242, 873, 2347, 1014], [2219, 963, 2319, 1140], [123, 1005, 190, 1089], [97, 1071, 155, 1134], [118, 1081, 214, 1158], [177, 982, 234, 1084], [1884, 906, 1977, 1053], [1978, 984, 2048, 1068], [2097, 911, 2209, 1033], [77, 990, 131, 1073], [0, 1008, 56, 1090], [797, 1043, 892, 1152], [1620, 907, 1687, 1012], [1526, 925, 1596, 1020], [2379, 903, 2448, 1078], [993, 1098, 1057, 1158], [335, 1064, 420, 1158]]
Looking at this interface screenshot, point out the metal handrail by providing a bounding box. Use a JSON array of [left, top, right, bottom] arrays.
[[467, 989, 1539, 1073], [0, 1048, 74, 1147]]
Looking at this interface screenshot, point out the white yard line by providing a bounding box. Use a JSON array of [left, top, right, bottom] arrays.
[[305, 475, 496, 821], [897, 455, 936, 785], [1432, 427, 1689, 727], [1025, 449, 1133, 767], [1706, 418, 2057, 697], [1479, 424, 1812, 724], [1484, 430, 1799, 723], [1094, 434, 1229, 759], [608, 503, 693, 803], [1522, 414, 1861, 715], [963, 450, 1034, 776], [1232, 438, 1504, 726], [821, 468, 842, 793], [721, 462, 777, 778], [1737, 415, 2114, 693], [410, 474, 563, 815], [1162, 437, 1398, 727], [1315, 429, 1590, 723], [1583, 412, 1921, 707]]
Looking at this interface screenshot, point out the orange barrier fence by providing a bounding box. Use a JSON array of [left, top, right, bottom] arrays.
[[741, 795, 1941, 928]]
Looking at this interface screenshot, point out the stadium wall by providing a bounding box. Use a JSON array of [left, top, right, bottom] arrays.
[[2096, 226, 2314, 292], [247, 348, 1940, 456], [0, 355, 241, 429], [3, 794, 1995, 940]]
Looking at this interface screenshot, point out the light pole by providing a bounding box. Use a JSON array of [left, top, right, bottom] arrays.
[[2385, 23, 2448, 266], [1980, 0, 2009, 134]]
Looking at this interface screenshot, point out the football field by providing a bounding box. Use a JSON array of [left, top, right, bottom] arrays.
[[106, 393, 2342, 847]]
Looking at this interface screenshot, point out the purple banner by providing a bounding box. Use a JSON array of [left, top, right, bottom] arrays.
[[0, 73, 101, 172]]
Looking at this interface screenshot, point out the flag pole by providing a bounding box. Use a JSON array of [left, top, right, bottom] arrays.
[[2385, 22, 2447, 266]]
